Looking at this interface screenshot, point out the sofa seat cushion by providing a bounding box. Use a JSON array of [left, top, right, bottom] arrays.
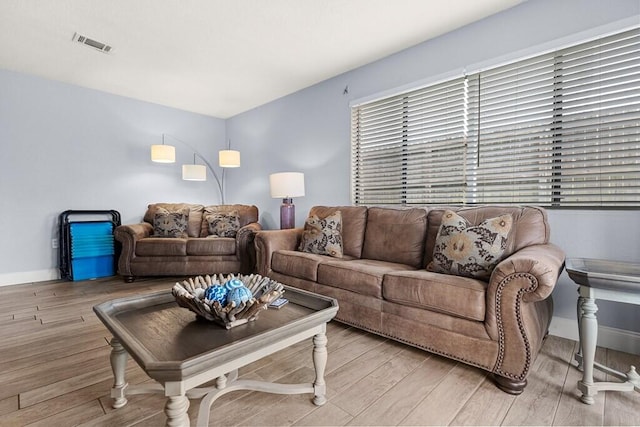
[[186, 237, 236, 256], [317, 259, 417, 298], [136, 238, 187, 256], [272, 250, 323, 281], [271, 250, 347, 282], [382, 270, 487, 321]]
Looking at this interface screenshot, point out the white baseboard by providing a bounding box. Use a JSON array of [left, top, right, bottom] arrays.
[[550, 316, 640, 355], [0, 269, 59, 287]]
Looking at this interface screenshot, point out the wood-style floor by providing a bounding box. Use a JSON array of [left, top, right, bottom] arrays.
[[0, 276, 638, 426]]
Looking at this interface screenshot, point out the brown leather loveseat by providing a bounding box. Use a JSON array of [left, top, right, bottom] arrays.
[[255, 205, 564, 394], [115, 203, 261, 282]]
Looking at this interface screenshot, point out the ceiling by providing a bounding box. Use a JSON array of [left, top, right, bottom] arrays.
[[0, 0, 523, 118]]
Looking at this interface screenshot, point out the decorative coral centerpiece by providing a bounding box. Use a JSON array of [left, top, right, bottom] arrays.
[[172, 274, 285, 329]]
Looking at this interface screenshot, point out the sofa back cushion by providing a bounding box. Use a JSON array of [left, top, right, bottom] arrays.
[[308, 206, 368, 258], [144, 203, 204, 238], [361, 207, 427, 268], [199, 204, 259, 237], [423, 205, 550, 267]]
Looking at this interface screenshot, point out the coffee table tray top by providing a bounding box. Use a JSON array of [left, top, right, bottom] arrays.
[[93, 285, 338, 383], [566, 258, 640, 292]]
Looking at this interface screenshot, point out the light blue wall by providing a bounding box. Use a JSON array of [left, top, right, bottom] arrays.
[[0, 69, 227, 282], [226, 0, 640, 332]]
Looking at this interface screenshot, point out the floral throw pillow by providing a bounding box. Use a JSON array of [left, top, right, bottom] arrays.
[[428, 210, 513, 280], [298, 211, 343, 258], [153, 207, 189, 238], [206, 211, 240, 238]]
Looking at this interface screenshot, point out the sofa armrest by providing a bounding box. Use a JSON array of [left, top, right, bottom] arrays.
[[491, 243, 565, 303], [254, 228, 303, 276], [236, 222, 262, 274], [485, 243, 565, 382], [114, 223, 153, 276]]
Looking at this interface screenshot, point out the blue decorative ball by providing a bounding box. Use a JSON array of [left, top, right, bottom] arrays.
[[224, 278, 244, 291], [226, 285, 253, 307], [204, 285, 228, 305]]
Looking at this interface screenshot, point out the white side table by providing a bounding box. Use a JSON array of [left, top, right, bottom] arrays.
[[566, 258, 640, 404]]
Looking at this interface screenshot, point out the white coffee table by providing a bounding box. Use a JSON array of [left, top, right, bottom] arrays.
[[93, 285, 338, 426], [565, 258, 640, 404]]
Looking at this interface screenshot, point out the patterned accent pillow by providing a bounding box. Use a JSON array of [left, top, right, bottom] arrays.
[[428, 210, 513, 280], [205, 211, 241, 238], [298, 211, 343, 258], [153, 207, 189, 238]]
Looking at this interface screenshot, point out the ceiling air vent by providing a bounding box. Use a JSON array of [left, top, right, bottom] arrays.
[[72, 32, 112, 53]]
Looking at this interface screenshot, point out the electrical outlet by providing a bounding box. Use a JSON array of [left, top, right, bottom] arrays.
[[51, 238, 58, 249]]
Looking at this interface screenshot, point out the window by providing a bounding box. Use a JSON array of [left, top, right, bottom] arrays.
[[351, 27, 640, 208]]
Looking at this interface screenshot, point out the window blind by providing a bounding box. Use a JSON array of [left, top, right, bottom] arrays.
[[551, 29, 640, 207], [470, 54, 556, 204], [351, 27, 640, 208], [351, 77, 474, 205]]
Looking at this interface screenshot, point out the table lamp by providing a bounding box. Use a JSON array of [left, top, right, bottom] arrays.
[[270, 172, 305, 229]]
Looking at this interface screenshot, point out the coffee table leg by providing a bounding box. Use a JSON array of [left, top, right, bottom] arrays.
[[165, 395, 190, 427], [216, 375, 227, 389], [109, 338, 128, 409], [312, 332, 328, 405]]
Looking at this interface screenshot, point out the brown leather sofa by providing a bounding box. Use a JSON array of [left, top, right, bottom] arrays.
[[255, 205, 565, 394], [115, 203, 261, 282]]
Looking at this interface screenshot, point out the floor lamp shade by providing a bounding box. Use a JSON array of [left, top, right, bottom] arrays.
[[151, 134, 242, 204], [219, 150, 241, 167], [270, 172, 305, 229], [151, 144, 176, 163], [182, 164, 206, 181]]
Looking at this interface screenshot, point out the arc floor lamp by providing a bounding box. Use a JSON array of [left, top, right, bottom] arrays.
[[151, 134, 240, 204]]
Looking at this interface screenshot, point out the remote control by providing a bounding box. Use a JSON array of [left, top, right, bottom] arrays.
[[269, 298, 289, 309]]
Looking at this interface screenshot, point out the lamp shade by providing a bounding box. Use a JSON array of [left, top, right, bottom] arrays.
[[151, 144, 176, 163], [270, 172, 305, 198], [219, 150, 241, 167], [182, 164, 206, 181]]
